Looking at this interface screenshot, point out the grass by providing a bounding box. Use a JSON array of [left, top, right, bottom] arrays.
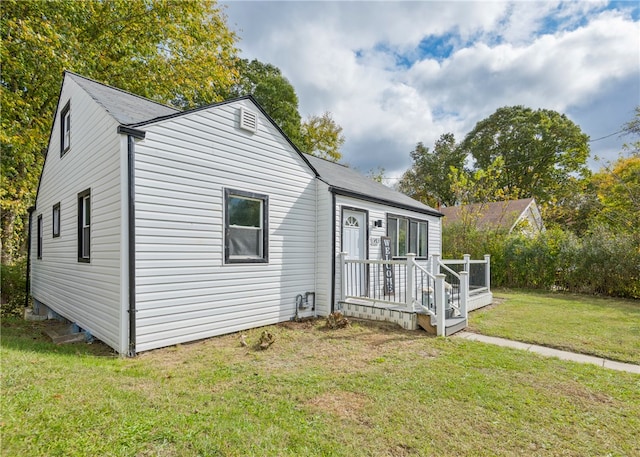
[[468, 289, 640, 364], [2, 310, 639, 457]]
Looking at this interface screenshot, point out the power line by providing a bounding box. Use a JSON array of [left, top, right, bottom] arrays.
[[589, 130, 624, 142]]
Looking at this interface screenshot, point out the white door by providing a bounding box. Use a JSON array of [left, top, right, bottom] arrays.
[[342, 210, 366, 296]]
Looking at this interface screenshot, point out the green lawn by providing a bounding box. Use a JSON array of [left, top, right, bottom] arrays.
[[468, 289, 640, 364], [2, 311, 639, 457]]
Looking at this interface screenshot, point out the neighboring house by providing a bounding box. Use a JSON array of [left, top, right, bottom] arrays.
[[29, 71, 444, 355], [439, 198, 544, 235]]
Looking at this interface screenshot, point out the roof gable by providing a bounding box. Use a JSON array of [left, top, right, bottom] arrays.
[[66, 71, 179, 124], [440, 198, 537, 231], [305, 154, 442, 216]]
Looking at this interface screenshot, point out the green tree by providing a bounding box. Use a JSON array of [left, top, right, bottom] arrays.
[[227, 59, 302, 145], [621, 106, 640, 154], [299, 112, 344, 161], [591, 156, 640, 236], [1, 0, 239, 263], [397, 133, 466, 207], [459, 106, 590, 206]]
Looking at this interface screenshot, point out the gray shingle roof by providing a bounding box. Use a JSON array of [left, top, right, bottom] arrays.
[[66, 71, 440, 217], [67, 71, 179, 125], [304, 154, 442, 216]]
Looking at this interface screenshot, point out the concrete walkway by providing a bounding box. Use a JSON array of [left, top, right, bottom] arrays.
[[456, 332, 640, 374]]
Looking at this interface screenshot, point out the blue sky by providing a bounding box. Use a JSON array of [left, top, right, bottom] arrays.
[[222, 1, 640, 180]]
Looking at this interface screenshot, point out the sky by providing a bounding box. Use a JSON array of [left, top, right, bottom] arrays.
[[221, 0, 640, 181]]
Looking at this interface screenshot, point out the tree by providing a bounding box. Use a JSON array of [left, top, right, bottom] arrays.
[[590, 156, 640, 236], [299, 112, 344, 161], [397, 133, 466, 207], [227, 59, 302, 145], [366, 167, 386, 183], [1, 0, 239, 263], [459, 106, 590, 206], [621, 106, 640, 154], [449, 156, 518, 206]]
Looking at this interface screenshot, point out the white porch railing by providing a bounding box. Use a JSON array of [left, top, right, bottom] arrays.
[[441, 254, 491, 296], [339, 253, 490, 336]]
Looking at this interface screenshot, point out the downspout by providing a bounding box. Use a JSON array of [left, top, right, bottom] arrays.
[[118, 126, 145, 357], [330, 191, 336, 313], [127, 134, 136, 357], [25, 206, 36, 309]]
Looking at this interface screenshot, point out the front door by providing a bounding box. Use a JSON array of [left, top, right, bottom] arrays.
[[342, 209, 366, 296]]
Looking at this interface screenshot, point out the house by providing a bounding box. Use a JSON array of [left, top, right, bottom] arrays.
[[30, 71, 485, 355], [439, 198, 544, 235]]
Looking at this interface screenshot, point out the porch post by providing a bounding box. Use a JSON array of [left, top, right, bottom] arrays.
[[432, 253, 441, 275], [339, 252, 348, 302], [406, 253, 416, 311], [463, 254, 471, 272], [435, 273, 446, 336], [484, 254, 491, 292], [459, 270, 469, 319]]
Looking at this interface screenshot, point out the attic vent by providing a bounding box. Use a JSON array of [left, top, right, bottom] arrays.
[[239, 108, 258, 133]]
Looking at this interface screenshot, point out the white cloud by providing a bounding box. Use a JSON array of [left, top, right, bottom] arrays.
[[223, 1, 640, 176]]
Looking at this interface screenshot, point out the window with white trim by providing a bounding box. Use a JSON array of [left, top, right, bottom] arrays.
[[224, 189, 268, 263], [60, 102, 71, 156], [78, 189, 90, 262], [387, 215, 428, 257], [52, 202, 60, 238]]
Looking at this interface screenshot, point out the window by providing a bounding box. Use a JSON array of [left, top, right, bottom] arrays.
[[37, 214, 43, 259], [387, 215, 428, 257], [52, 203, 60, 238], [225, 189, 268, 263], [60, 102, 71, 156], [77, 189, 90, 262]]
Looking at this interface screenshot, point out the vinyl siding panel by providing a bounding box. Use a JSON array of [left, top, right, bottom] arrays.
[[30, 77, 124, 352], [134, 99, 317, 352], [333, 194, 442, 304], [314, 180, 333, 316]]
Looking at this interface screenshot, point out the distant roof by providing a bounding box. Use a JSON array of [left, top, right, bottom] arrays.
[[304, 154, 442, 217], [439, 198, 536, 230], [66, 71, 179, 124]]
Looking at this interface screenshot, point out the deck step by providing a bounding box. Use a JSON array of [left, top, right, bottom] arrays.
[[44, 323, 87, 344], [417, 314, 467, 336]]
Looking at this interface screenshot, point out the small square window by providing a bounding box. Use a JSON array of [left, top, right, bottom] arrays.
[[224, 188, 268, 263], [52, 203, 60, 238], [60, 102, 71, 156]]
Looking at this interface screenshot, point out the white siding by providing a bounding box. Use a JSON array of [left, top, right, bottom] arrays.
[[134, 100, 317, 352], [30, 77, 124, 352], [314, 180, 333, 316], [332, 195, 442, 305]]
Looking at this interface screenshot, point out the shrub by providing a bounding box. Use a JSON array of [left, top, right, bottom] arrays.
[[1, 258, 27, 316], [443, 223, 640, 299]]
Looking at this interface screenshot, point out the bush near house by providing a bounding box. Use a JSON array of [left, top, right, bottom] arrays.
[[1, 258, 27, 316], [444, 224, 640, 299]]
